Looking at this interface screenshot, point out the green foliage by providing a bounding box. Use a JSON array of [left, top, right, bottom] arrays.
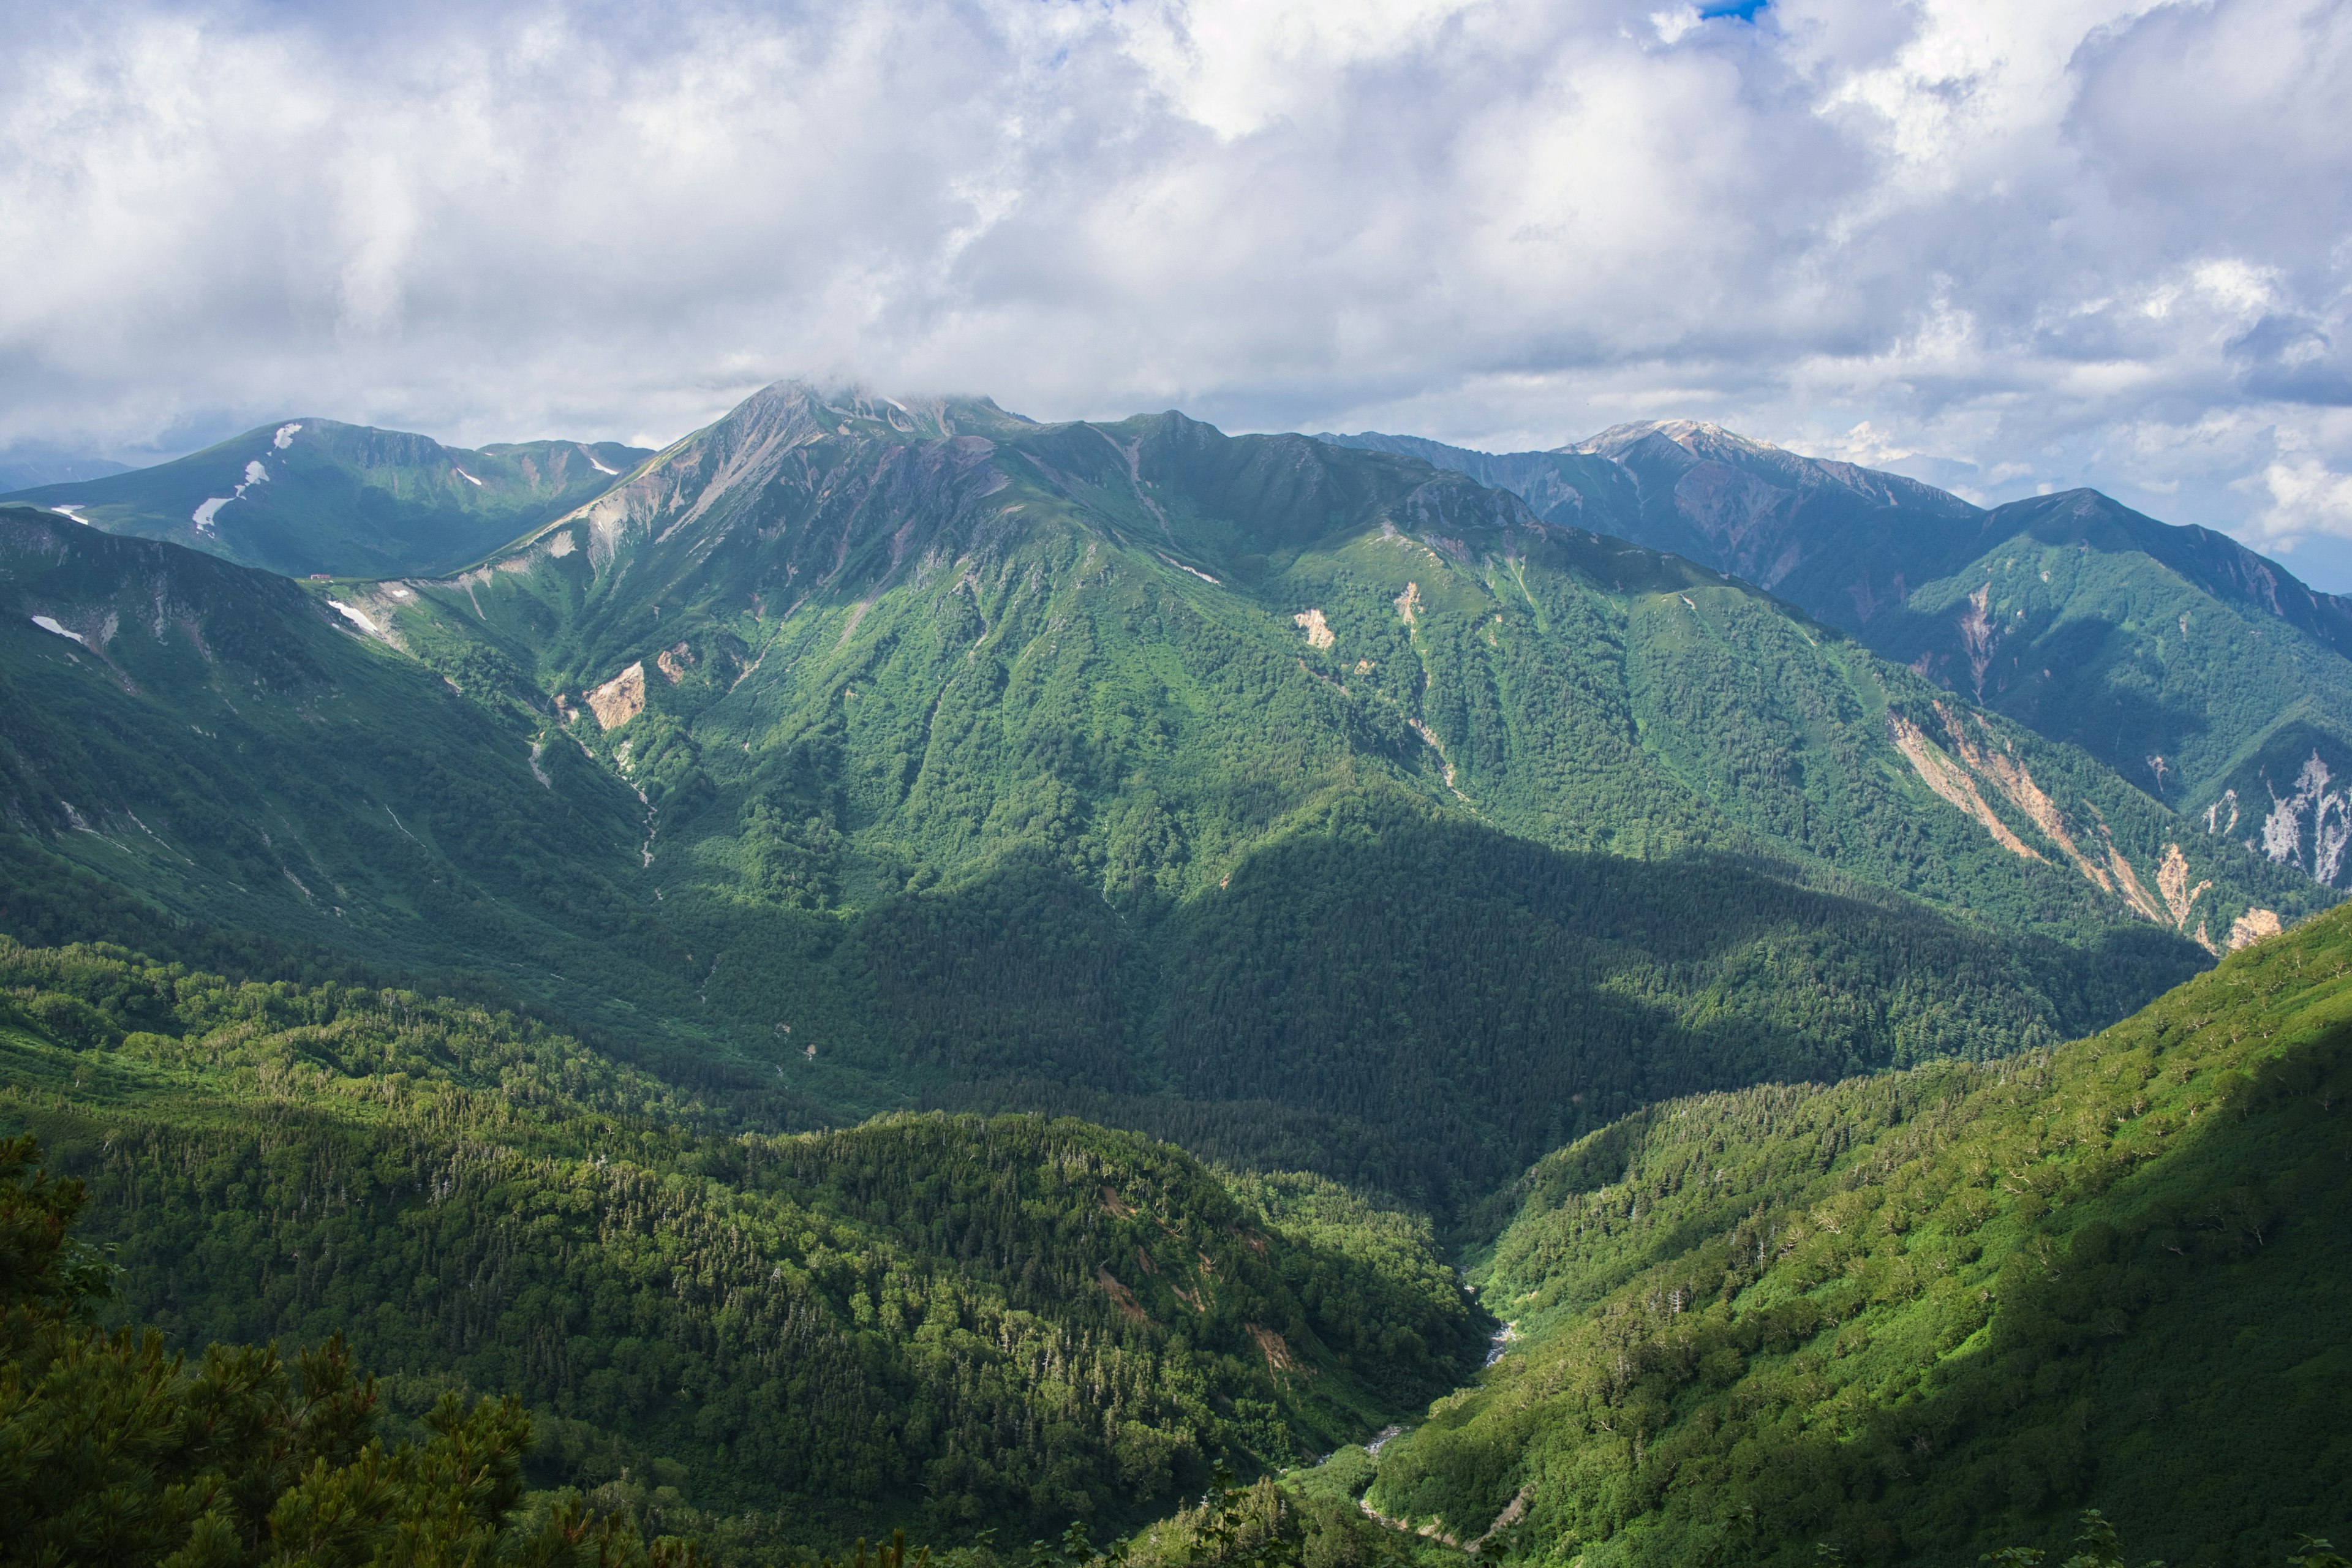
[[1120, 1471, 1457, 1568], [1327, 428, 2352, 886], [0, 937, 1480, 1546], [1362, 903, 2352, 1566], [6, 383, 2333, 1227], [0, 1134, 700, 1567]]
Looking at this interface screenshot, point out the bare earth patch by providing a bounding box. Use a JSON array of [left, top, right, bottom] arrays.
[[587, 662, 646, 729]]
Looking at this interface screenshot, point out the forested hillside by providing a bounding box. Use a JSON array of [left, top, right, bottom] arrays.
[[1335, 903, 2352, 1566], [368, 384, 2309, 948], [6, 386, 2351, 1564], [0, 933, 1485, 1549]]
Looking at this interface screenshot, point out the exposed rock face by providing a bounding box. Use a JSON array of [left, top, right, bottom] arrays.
[[586, 662, 644, 729]]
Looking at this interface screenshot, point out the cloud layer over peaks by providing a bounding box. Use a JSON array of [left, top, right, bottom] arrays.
[[3, 0, 2350, 584]]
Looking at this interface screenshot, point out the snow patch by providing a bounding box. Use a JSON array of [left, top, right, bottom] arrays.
[[49, 504, 92, 526], [453, 466, 484, 487], [327, 599, 380, 634], [580, 445, 618, 476], [1156, 551, 1219, 585], [273, 422, 303, 449], [29, 614, 85, 645], [190, 456, 273, 533]]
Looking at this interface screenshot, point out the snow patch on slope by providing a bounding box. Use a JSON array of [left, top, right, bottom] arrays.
[[29, 614, 85, 644], [190, 456, 273, 535], [327, 599, 380, 634]]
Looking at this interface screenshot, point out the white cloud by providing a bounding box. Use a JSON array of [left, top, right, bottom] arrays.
[[1, 0, 2350, 582]]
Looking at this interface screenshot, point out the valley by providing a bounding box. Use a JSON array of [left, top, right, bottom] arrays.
[[4, 384, 2348, 1565]]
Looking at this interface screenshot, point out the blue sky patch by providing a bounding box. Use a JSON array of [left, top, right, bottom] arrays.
[[1700, 1, 1770, 18]]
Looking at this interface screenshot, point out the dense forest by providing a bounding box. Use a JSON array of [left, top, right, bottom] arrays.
[[0, 934, 1485, 1555], [1327, 902, 2352, 1566]]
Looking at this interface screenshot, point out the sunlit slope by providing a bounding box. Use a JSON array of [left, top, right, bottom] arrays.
[[372, 383, 2313, 949], [1354, 904, 2352, 1566], [0, 935, 1485, 1540], [1327, 424, 2352, 888], [2, 418, 649, 579], [1867, 489, 2352, 887]]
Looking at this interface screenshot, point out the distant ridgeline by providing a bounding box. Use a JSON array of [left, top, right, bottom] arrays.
[[1323, 424, 2352, 892]]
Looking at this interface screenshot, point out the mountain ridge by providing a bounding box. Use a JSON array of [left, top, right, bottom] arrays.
[[2, 417, 652, 580], [1319, 423, 2352, 888]]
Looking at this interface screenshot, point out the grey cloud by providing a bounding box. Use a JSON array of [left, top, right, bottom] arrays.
[[2231, 316, 2352, 407]]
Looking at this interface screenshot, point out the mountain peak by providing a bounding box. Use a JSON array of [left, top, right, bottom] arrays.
[[1566, 418, 1780, 461]]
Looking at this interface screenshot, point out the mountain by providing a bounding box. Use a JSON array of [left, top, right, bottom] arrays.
[[0, 449, 131, 490], [1, 379, 2331, 1210], [0, 932, 1485, 1545], [2, 418, 650, 579], [1327, 897, 2352, 1566], [375, 383, 2309, 944], [1322, 425, 2352, 889], [7, 379, 2352, 1565], [0, 502, 2211, 1215]]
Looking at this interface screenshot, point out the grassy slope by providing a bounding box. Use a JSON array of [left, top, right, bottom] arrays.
[[0, 934, 1486, 1547], [1352, 905, 2352, 1566], [1871, 503, 2352, 881]]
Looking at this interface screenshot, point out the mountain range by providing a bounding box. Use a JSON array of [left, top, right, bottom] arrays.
[[8, 383, 2333, 1203], [1324, 424, 2352, 891], [4, 381, 2350, 1563]]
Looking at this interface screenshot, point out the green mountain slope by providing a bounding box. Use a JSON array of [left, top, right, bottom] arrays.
[[1324, 425, 2352, 890], [0, 504, 745, 1058], [3, 419, 650, 579], [1342, 903, 2352, 1566], [0, 933, 1485, 1544], [368, 382, 2309, 950], [0, 494, 2213, 1212], [2, 373, 2332, 1207]]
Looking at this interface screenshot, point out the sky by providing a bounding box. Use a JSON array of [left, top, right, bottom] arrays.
[[5, 0, 2352, 586]]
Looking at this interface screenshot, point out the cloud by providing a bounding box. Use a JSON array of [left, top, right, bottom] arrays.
[[1, 0, 2350, 584]]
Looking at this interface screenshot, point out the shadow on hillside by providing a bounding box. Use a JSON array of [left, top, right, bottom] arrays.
[[839, 809, 2206, 1219]]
